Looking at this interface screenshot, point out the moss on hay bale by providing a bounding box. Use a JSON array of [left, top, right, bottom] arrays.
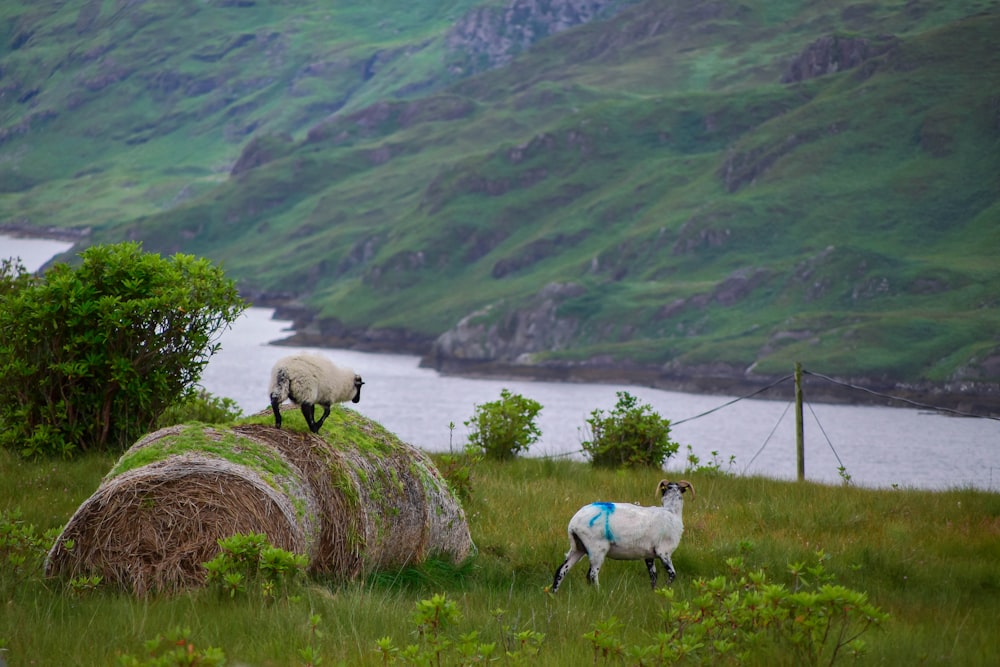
[[45, 407, 474, 595]]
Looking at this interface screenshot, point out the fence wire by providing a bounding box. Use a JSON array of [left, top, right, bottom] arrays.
[[803, 369, 1000, 422], [671, 374, 793, 426], [543, 366, 996, 464]]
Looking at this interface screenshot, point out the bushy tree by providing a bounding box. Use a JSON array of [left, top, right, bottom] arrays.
[[465, 388, 542, 460], [582, 391, 679, 468], [0, 243, 246, 458]]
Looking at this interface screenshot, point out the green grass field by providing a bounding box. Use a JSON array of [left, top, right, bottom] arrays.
[[3, 440, 998, 665]]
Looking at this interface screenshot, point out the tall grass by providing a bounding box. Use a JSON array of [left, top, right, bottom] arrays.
[[2, 448, 998, 665]]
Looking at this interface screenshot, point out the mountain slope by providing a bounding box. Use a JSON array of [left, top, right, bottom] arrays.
[[2, 0, 999, 398]]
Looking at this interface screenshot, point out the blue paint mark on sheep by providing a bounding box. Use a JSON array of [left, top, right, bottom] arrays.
[[588, 502, 616, 542]]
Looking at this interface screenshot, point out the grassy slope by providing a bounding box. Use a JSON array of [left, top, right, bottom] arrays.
[[2, 0, 999, 383], [2, 443, 999, 665]]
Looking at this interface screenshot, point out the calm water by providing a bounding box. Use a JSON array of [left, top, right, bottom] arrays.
[[5, 236, 998, 491], [0, 234, 74, 272], [203, 309, 999, 492]]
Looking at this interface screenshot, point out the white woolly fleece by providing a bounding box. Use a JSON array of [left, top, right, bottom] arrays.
[[269, 353, 359, 406]]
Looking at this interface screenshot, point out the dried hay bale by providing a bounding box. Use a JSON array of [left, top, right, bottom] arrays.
[[46, 408, 473, 595]]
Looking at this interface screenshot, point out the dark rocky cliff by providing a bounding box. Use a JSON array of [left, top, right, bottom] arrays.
[[446, 0, 626, 72]]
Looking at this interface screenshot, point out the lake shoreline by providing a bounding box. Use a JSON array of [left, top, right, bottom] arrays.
[[272, 325, 1000, 417], [6, 237, 996, 419], [0, 223, 90, 242]]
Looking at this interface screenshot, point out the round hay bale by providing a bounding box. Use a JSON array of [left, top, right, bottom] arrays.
[[46, 408, 474, 595]]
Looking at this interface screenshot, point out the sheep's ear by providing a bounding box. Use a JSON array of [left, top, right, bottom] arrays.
[[657, 479, 670, 496], [677, 480, 695, 500]]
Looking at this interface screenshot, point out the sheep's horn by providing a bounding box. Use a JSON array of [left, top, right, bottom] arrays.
[[657, 479, 670, 496], [677, 480, 695, 500]]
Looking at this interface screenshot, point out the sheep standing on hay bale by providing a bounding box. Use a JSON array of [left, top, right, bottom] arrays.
[[269, 353, 364, 433], [45, 409, 473, 595]]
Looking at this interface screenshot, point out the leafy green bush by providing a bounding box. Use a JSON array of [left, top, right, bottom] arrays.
[[202, 532, 308, 602], [375, 593, 543, 665], [584, 550, 889, 666], [0, 508, 62, 597], [464, 389, 542, 460], [156, 389, 243, 428], [582, 391, 679, 468], [434, 452, 479, 503], [0, 243, 245, 458]]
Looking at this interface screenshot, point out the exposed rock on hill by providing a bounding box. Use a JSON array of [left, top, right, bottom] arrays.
[[781, 33, 898, 83], [446, 0, 625, 71], [230, 133, 294, 176], [428, 282, 584, 364], [492, 232, 588, 278]]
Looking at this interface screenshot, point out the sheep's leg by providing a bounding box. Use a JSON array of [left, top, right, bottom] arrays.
[[300, 403, 319, 432], [657, 552, 676, 584], [313, 404, 332, 431], [586, 545, 608, 587], [645, 558, 658, 589], [551, 549, 585, 593], [271, 397, 283, 429]]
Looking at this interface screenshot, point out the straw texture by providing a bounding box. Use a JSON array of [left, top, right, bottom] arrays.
[[45, 409, 473, 594]]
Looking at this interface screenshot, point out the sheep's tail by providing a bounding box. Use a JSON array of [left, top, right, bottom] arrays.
[[570, 530, 587, 554]]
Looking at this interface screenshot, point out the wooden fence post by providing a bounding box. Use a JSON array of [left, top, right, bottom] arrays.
[[795, 362, 805, 481]]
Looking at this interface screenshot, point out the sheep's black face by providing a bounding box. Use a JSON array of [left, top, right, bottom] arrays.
[[352, 375, 364, 403], [658, 480, 694, 500]]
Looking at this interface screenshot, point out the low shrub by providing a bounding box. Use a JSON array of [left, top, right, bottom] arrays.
[[465, 389, 542, 460], [156, 389, 243, 428], [584, 549, 889, 665], [582, 391, 679, 468], [202, 532, 308, 602]]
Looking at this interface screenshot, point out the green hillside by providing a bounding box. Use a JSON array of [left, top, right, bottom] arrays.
[[2, 0, 999, 394]]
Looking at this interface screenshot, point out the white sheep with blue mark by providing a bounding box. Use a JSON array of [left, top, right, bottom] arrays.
[[550, 479, 694, 592], [269, 353, 364, 433]]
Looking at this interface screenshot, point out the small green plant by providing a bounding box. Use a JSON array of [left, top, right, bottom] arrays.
[[202, 532, 307, 602], [117, 627, 225, 666], [376, 593, 539, 665], [465, 389, 542, 460], [493, 607, 544, 663], [585, 550, 889, 666], [837, 465, 853, 485], [0, 508, 61, 595], [156, 389, 243, 428], [298, 614, 324, 667], [434, 451, 479, 502], [582, 392, 679, 468], [683, 445, 736, 476], [582, 616, 625, 663], [68, 574, 104, 596], [438, 420, 480, 502]]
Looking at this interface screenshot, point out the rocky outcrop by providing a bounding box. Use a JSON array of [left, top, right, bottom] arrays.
[[718, 130, 816, 193], [446, 0, 624, 71], [230, 133, 294, 176], [269, 308, 435, 355], [781, 34, 898, 83], [492, 232, 588, 278], [427, 282, 585, 365], [654, 267, 773, 320], [306, 95, 476, 145]]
